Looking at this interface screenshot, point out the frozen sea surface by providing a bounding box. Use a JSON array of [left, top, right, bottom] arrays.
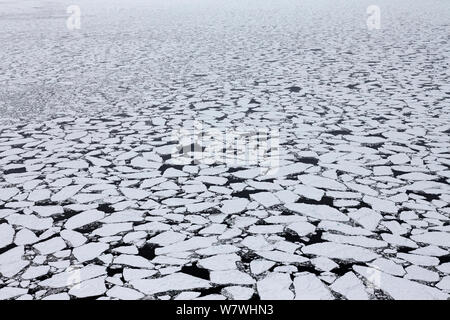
[[0, 0, 449, 300]]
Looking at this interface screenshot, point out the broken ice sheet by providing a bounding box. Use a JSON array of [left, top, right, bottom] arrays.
[[0, 0, 449, 301]]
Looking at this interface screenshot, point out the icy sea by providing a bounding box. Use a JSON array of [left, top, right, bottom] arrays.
[[0, 0, 449, 300]]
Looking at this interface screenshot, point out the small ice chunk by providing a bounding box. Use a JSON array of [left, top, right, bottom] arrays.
[[437, 276, 450, 291], [363, 196, 397, 214], [222, 286, 254, 300], [73, 242, 109, 263], [348, 208, 382, 231], [0, 287, 28, 300], [39, 265, 106, 288], [380, 233, 418, 248], [163, 168, 188, 178], [64, 210, 105, 230], [232, 168, 262, 179], [198, 253, 240, 271], [310, 257, 338, 272], [257, 272, 293, 300], [405, 265, 440, 282], [7, 214, 53, 231], [22, 265, 50, 280], [287, 221, 316, 236], [131, 273, 210, 295], [60, 230, 87, 247], [0, 188, 20, 201], [294, 273, 334, 300], [248, 225, 284, 234], [51, 185, 84, 202], [210, 270, 255, 285], [367, 258, 405, 276], [397, 253, 439, 267], [0, 246, 29, 277], [250, 260, 276, 275], [0, 223, 14, 248], [114, 254, 154, 269], [14, 228, 38, 245], [155, 236, 217, 255], [330, 272, 369, 300], [411, 232, 450, 248], [123, 268, 157, 282], [388, 153, 410, 165], [56, 160, 89, 169], [274, 190, 299, 203], [354, 266, 448, 300], [28, 189, 51, 202], [33, 237, 66, 255], [149, 231, 186, 246], [199, 224, 227, 235], [92, 222, 133, 237], [186, 202, 216, 213], [69, 277, 107, 298], [250, 192, 281, 207], [285, 203, 349, 221], [298, 175, 347, 191], [106, 286, 144, 300], [220, 198, 249, 214], [302, 242, 378, 262], [120, 188, 150, 200], [31, 206, 64, 217], [256, 250, 308, 263]]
